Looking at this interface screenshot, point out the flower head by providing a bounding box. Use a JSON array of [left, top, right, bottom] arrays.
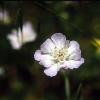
[[34, 33, 84, 77], [7, 22, 37, 50]]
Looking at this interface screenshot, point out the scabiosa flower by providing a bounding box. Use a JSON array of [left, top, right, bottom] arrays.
[[34, 33, 84, 77], [7, 22, 37, 50]]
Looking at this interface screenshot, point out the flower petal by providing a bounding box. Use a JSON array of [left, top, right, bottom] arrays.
[[40, 38, 55, 53], [68, 41, 80, 55], [70, 41, 80, 47], [34, 50, 42, 61], [23, 22, 34, 35], [34, 50, 54, 68], [62, 58, 84, 69], [39, 55, 54, 68], [7, 31, 22, 49], [44, 65, 58, 77], [22, 22, 37, 43], [51, 33, 66, 48], [68, 49, 81, 60]]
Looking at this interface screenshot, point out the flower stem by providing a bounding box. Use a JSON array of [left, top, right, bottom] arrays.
[[63, 71, 70, 100], [75, 83, 82, 100]]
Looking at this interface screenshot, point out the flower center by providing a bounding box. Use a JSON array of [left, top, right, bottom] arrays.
[[53, 48, 68, 63]]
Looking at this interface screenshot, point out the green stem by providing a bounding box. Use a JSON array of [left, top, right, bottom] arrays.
[[75, 83, 82, 100], [63, 71, 70, 100]]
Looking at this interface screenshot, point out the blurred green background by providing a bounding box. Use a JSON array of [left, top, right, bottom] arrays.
[[0, 1, 100, 100]]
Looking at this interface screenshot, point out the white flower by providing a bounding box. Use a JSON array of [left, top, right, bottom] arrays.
[[0, 9, 11, 24], [34, 33, 84, 77], [7, 22, 37, 50]]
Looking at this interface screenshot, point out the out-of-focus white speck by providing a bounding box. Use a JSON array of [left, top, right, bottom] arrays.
[[0, 67, 5, 76], [0, 9, 11, 24]]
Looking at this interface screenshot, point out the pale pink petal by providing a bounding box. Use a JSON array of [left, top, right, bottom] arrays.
[[34, 50, 42, 61], [68, 41, 80, 55], [34, 50, 53, 68], [61, 58, 84, 69], [40, 38, 55, 53], [69, 41, 80, 48], [39, 55, 54, 68], [44, 65, 58, 77], [68, 49, 81, 60], [23, 22, 33, 34], [7, 31, 22, 49], [51, 33, 66, 48], [22, 22, 37, 43]]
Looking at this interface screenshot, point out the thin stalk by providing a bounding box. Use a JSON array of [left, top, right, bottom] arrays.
[[63, 71, 70, 100], [75, 83, 82, 100]]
